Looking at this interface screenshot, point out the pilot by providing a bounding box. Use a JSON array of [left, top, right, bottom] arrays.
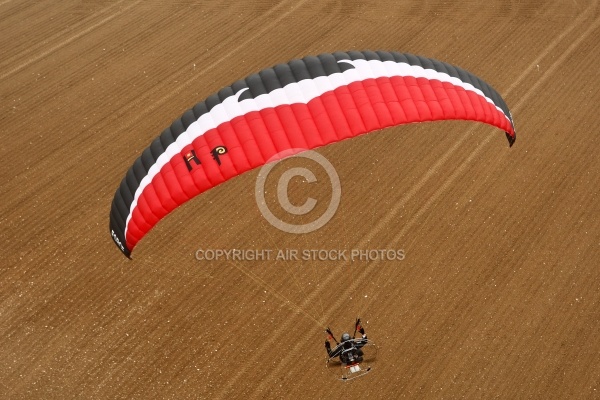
[[325, 320, 368, 364]]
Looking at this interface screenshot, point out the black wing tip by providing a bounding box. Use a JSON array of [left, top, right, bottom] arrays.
[[506, 131, 516, 147], [110, 227, 132, 259], [122, 246, 132, 259], [115, 242, 133, 259]]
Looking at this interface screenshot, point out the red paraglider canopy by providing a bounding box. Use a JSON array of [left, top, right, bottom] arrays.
[[109, 50, 516, 257]]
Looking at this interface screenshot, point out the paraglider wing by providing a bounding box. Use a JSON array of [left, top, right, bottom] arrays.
[[109, 50, 516, 257]]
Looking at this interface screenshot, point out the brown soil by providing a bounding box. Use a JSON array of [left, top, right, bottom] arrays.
[[1, 0, 599, 398]]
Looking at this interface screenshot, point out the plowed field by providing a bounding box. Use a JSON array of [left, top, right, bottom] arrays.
[[1, 1, 599, 398]]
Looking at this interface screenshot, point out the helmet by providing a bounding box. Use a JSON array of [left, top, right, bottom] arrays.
[[341, 332, 351, 342]]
